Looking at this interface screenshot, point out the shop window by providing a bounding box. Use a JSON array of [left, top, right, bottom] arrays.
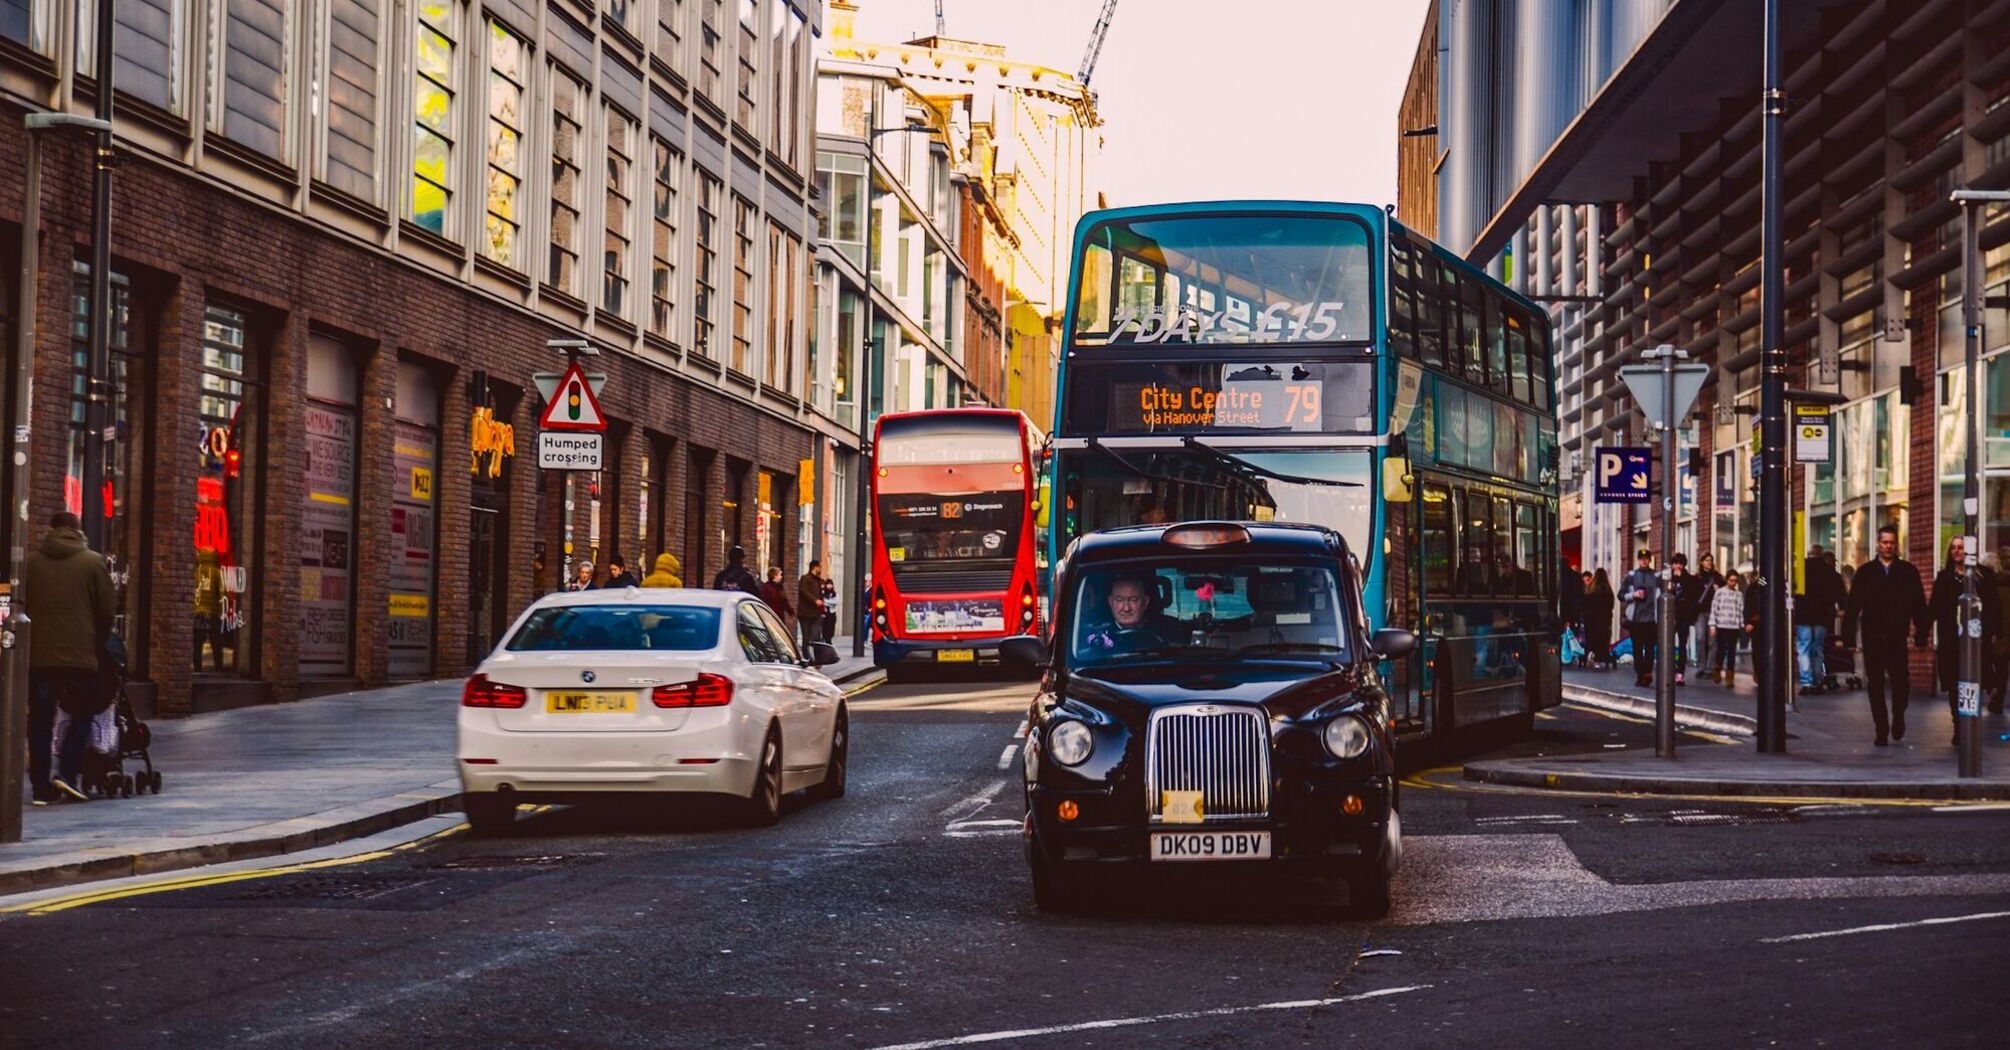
[[195, 303, 261, 677], [467, 381, 515, 662], [301, 334, 360, 678], [390, 362, 440, 677], [66, 264, 143, 652]]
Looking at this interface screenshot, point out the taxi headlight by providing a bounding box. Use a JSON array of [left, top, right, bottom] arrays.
[[1323, 714, 1372, 760], [1048, 720, 1093, 767]]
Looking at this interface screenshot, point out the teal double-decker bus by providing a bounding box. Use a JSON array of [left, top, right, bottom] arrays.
[[1047, 201, 1562, 746]]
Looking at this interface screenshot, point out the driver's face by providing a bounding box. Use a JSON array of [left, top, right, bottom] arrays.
[[1108, 582, 1148, 628]]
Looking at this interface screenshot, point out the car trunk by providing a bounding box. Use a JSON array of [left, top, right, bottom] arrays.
[[480, 652, 710, 733]]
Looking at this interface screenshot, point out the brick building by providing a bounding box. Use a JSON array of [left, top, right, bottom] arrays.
[[0, 0, 830, 715]]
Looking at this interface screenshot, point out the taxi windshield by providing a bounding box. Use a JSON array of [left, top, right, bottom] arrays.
[[1067, 559, 1351, 666]]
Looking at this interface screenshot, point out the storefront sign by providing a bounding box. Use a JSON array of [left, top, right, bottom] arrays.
[[300, 403, 356, 676], [389, 423, 439, 678], [469, 406, 515, 476], [537, 431, 605, 470], [1793, 404, 1832, 464]]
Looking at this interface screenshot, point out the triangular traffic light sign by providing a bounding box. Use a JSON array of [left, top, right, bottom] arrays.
[[538, 361, 607, 431]]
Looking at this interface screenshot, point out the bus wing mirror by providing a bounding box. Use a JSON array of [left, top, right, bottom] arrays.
[[1001, 635, 1050, 669], [1382, 456, 1413, 504]]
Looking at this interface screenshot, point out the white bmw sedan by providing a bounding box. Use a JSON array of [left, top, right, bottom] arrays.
[[458, 588, 848, 832]]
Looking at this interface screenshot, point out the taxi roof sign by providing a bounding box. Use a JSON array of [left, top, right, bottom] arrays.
[[538, 361, 607, 432]]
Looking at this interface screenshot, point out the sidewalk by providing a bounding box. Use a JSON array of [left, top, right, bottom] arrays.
[[1463, 663, 2010, 800], [3, 651, 883, 897]]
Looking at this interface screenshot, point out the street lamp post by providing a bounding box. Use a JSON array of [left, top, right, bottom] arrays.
[[1951, 187, 2009, 778], [1755, 0, 1790, 753]]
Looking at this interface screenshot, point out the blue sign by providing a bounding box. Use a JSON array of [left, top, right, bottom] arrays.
[[1714, 451, 1737, 509], [1594, 447, 1652, 504]]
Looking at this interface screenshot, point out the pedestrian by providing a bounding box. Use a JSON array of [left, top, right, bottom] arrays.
[[1668, 553, 1702, 685], [641, 551, 684, 587], [1841, 524, 1930, 746], [1559, 561, 1584, 637], [602, 553, 640, 589], [1929, 536, 2000, 736], [759, 566, 795, 634], [1584, 568, 1616, 669], [24, 511, 117, 804], [1694, 553, 1726, 672], [797, 561, 829, 650], [1708, 570, 1746, 685], [1796, 545, 1846, 695], [1621, 549, 1660, 687], [1993, 546, 2010, 712], [711, 544, 761, 596], [567, 560, 596, 592], [819, 573, 839, 644]]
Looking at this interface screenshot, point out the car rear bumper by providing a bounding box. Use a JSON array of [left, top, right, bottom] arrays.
[[457, 709, 761, 797]]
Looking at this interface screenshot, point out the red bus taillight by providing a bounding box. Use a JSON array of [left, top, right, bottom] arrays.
[[652, 674, 735, 708], [1020, 582, 1037, 627], [873, 587, 890, 637], [462, 674, 528, 708]]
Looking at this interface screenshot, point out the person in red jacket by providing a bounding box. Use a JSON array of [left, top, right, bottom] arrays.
[[759, 565, 796, 638]]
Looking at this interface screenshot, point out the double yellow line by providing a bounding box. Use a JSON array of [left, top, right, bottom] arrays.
[[2, 821, 471, 917]]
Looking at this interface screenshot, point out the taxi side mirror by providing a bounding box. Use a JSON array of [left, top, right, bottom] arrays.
[[1371, 627, 1416, 659], [1001, 635, 1049, 669]]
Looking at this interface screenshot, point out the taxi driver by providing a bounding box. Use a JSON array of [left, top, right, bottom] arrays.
[[1084, 576, 1163, 652]]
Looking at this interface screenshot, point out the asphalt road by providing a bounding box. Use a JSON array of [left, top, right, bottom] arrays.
[[3, 673, 2008, 1049]]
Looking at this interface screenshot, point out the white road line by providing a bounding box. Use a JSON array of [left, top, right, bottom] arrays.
[[939, 779, 1008, 822], [1932, 802, 2010, 814], [944, 818, 1022, 838], [1014, 719, 1029, 738], [864, 985, 1432, 1050], [997, 743, 1021, 770], [1760, 910, 2010, 943]]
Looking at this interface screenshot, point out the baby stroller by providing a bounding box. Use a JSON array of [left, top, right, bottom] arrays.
[[52, 635, 161, 798]]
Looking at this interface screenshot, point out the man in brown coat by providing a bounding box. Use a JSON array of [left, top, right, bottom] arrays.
[[24, 511, 116, 803], [798, 561, 829, 650]]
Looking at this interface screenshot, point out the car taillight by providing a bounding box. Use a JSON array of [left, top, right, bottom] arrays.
[[652, 673, 735, 708], [461, 674, 527, 708]]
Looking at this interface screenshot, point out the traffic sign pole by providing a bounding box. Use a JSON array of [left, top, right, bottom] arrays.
[[1624, 346, 1709, 759]]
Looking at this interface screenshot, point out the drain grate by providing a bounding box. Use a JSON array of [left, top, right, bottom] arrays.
[[424, 853, 605, 871], [228, 873, 440, 902]]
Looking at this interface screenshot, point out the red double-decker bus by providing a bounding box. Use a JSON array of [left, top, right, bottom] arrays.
[[869, 408, 1042, 675]]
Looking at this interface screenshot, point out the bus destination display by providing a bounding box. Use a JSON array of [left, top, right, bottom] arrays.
[[1069, 361, 1374, 435]]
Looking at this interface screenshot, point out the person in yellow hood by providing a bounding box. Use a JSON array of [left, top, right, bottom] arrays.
[[641, 552, 684, 588]]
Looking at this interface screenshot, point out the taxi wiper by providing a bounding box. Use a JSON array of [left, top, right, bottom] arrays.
[[1180, 437, 1363, 488]]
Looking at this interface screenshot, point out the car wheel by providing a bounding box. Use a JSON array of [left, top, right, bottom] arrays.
[[811, 706, 848, 801], [464, 793, 516, 836], [741, 726, 783, 827]]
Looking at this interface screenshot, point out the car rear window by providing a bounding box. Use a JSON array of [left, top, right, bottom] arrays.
[[505, 606, 722, 652]]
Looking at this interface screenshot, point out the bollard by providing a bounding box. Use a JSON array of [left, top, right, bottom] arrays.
[[0, 609, 29, 843], [1956, 591, 1983, 779], [1656, 588, 1676, 757]]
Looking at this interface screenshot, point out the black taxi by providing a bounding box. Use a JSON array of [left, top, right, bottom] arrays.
[[1000, 521, 1414, 916]]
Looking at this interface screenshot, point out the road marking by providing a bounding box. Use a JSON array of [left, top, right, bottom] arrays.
[[3, 818, 472, 916], [1760, 910, 2010, 943], [944, 818, 1022, 838], [1932, 802, 2010, 814], [997, 743, 1020, 770], [1400, 765, 1967, 808], [1013, 719, 1029, 739], [940, 779, 1007, 822], [863, 985, 1432, 1050]]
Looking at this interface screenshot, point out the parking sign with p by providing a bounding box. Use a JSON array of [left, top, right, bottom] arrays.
[[1594, 447, 1653, 504]]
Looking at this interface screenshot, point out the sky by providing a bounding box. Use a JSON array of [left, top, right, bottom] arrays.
[[844, 0, 1435, 208]]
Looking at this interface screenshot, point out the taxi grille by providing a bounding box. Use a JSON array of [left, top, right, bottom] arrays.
[[1145, 706, 1271, 822]]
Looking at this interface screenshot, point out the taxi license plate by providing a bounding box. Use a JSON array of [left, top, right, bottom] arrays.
[[935, 649, 976, 663], [545, 691, 636, 714], [1150, 831, 1271, 862]]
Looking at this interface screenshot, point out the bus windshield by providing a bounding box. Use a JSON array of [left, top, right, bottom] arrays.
[[1072, 213, 1374, 347], [1057, 447, 1372, 566], [1068, 560, 1352, 667]]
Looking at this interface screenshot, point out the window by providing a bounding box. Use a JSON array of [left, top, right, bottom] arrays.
[[1421, 483, 1452, 595], [694, 172, 722, 358], [783, 6, 805, 168], [815, 151, 866, 267], [836, 287, 858, 403], [766, 224, 800, 392], [482, 21, 527, 267], [735, 0, 758, 128], [319, 0, 383, 202], [1505, 310, 1532, 405], [698, 0, 723, 106], [1, 0, 56, 55], [410, 0, 458, 235], [1417, 255, 1446, 369], [650, 139, 683, 340], [766, 0, 801, 162], [80, 1, 185, 112], [548, 68, 585, 294], [509, 604, 722, 651], [603, 106, 636, 315], [655, 0, 683, 65], [1389, 240, 1417, 359], [301, 335, 359, 678], [732, 194, 755, 373], [607, 0, 637, 36], [209, 0, 289, 159], [195, 304, 261, 677], [737, 602, 787, 662]]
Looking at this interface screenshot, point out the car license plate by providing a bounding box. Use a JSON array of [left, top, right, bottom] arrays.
[[545, 691, 636, 713], [935, 649, 976, 663], [1150, 831, 1271, 862]]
